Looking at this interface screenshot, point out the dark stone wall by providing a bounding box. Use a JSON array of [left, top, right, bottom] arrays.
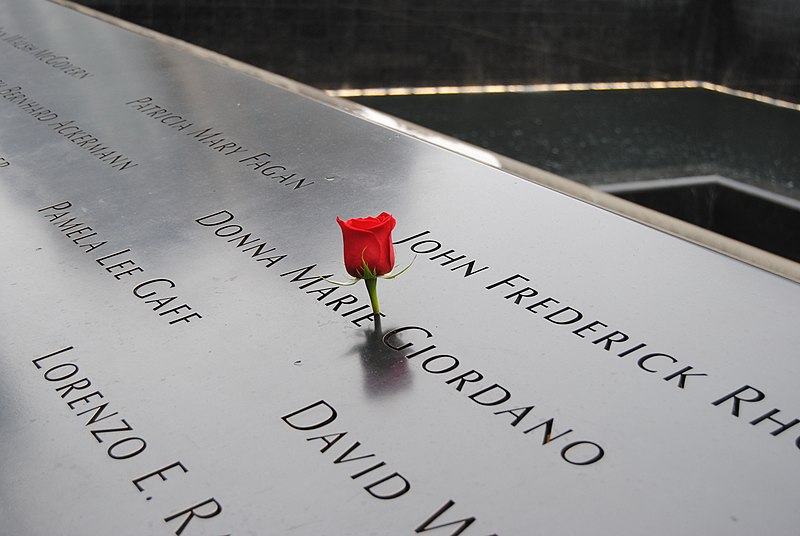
[[74, 0, 800, 101]]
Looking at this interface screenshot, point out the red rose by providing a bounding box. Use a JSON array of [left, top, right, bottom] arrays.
[[337, 212, 397, 278]]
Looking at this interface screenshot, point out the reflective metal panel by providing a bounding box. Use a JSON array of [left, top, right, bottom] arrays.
[[0, 2, 798, 535]]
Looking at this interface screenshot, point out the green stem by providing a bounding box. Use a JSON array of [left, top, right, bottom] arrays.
[[364, 277, 380, 316]]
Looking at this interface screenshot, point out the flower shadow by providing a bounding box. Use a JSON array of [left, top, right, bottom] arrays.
[[350, 317, 412, 398]]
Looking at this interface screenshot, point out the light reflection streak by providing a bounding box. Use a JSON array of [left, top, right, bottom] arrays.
[[327, 81, 800, 111]]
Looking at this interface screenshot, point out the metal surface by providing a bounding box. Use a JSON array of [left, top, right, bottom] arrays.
[[1, 1, 799, 534]]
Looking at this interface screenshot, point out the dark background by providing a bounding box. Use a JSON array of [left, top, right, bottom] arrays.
[[74, 0, 800, 101]]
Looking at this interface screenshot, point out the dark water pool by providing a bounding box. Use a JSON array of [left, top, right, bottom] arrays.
[[352, 88, 800, 260], [351, 88, 799, 200]]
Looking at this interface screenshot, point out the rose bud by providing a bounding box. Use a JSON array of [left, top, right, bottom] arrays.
[[336, 212, 397, 278]]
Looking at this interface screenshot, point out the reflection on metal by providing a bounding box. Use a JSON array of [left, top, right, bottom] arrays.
[[327, 81, 800, 112], [357, 107, 501, 167]]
